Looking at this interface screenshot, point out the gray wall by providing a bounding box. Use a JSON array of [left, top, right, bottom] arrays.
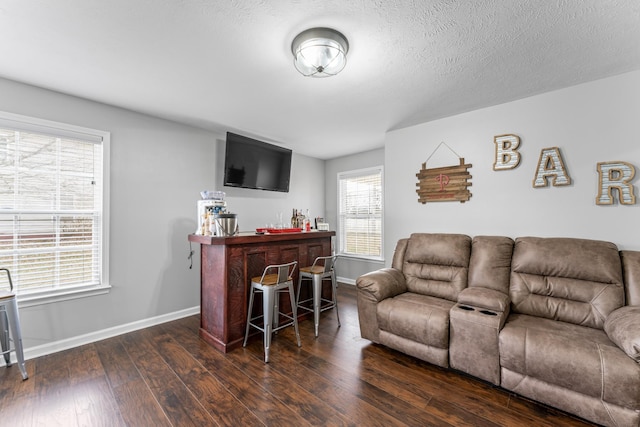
[[384, 70, 640, 261], [325, 148, 385, 284], [0, 77, 325, 354]]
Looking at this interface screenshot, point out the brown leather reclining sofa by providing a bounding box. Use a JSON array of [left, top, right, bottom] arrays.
[[356, 233, 640, 426]]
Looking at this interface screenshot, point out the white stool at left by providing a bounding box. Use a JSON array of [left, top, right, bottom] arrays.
[[0, 268, 28, 380]]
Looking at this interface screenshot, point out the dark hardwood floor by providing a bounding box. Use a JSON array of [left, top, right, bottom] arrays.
[[0, 284, 596, 426]]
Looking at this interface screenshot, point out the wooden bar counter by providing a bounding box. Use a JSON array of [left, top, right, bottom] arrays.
[[188, 230, 335, 353]]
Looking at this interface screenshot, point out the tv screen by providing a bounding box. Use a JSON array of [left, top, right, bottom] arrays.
[[223, 132, 292, 192]]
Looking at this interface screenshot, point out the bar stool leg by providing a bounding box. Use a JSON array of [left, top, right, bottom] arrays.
[[287, 282, 301, 347], [243, 284, 256, 348], [1, 309, 10, 365], [262, 286, 275, 363], [331, 274, 341, 327], [295, 276, 303, 311], [273, 288, 280, 331], [5, 298, 27, 380], [312, 274, 322, 338]]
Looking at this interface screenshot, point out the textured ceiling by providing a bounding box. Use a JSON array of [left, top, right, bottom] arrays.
[[0, 1, 639, 159]]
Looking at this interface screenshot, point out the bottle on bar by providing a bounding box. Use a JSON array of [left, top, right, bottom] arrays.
[[297, 209, 304, 229]]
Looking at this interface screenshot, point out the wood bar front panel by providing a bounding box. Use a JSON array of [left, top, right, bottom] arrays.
[[189, 232, 334, 353]]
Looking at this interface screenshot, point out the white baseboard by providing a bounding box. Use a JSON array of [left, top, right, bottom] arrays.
[[1, 306, 200, 366], [337, 276, 356, 286]]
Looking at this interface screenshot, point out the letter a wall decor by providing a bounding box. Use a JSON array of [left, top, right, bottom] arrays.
[[416, 142, 472, 203], [533, 147, 571, 187]]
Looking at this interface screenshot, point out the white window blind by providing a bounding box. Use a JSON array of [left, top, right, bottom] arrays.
[[338, 166, 383, 259], [0, 112, 107, 300]]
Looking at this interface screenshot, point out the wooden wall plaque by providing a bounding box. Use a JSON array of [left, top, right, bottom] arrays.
[[416, 158, 472, 203]]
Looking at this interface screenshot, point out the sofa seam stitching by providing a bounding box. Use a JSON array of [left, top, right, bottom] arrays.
[[597, 343, 605, 401], [524, 327, 528, 378], [597, 343, 618, 426], [590, 285, 611, 324]]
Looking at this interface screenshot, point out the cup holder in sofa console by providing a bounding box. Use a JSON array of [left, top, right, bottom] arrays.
[[479, 310, 497, 316], [450, 303, 503, 386]]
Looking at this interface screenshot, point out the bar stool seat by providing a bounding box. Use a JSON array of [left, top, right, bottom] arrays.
[[243, 261, 301, 363], [297, 255, 340, 337], [0, 268, 28, 380]]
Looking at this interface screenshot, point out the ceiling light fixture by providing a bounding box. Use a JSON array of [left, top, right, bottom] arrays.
[[291, 27, 349, 78]]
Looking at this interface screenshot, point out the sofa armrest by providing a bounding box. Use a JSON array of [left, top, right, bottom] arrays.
[[356, 268, 407, 302], [604, 305, 640, 362], [458, 287, 510, 313], [356, 268, 406, 343]]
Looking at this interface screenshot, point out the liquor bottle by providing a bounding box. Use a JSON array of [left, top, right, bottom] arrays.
[[291, 209, 297, 228]]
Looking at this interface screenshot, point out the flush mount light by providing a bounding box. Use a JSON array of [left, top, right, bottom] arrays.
[[291, 27, 349, 77]]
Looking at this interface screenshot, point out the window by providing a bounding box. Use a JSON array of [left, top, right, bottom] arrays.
[[0, 112, 109, 306], [337, 166, 383, 260]]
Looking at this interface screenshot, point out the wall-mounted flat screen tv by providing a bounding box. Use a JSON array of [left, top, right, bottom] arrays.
[[223, 132, 292, 193]]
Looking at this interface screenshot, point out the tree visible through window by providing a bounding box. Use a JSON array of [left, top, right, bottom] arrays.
[[338, 166, 383, 259], [0, 112, 108, 301]]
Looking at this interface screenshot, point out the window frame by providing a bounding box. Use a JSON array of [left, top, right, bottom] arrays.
[[0, 111, 110, 307], [337, 165, 384, 262]]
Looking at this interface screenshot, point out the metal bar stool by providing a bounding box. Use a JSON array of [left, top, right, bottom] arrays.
[[0, 268, 28, 380], [296, 255, 340, 337], [243, 261, 301, 363]]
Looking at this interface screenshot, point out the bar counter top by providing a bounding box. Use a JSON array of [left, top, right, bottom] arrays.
[[188, 230, 335, 246]]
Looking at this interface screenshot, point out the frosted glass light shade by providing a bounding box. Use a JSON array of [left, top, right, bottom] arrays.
[[291, 28, 349, 77]]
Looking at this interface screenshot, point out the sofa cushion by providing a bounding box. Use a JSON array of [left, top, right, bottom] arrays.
[[605, 306, 640, 362], [500, 314, 640, 410], [377, 292, 455, 348], [402, 233, 471, 302], [391, 238, 409, 270], [622, 250, 640, 306], [468, 235, 514, 293], [510, 237, 624, 329]]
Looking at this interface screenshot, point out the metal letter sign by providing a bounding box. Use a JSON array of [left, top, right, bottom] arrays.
[[596, 161, 636, 205], [493, 134, 521, 170], [533, 147, 571, 187]]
